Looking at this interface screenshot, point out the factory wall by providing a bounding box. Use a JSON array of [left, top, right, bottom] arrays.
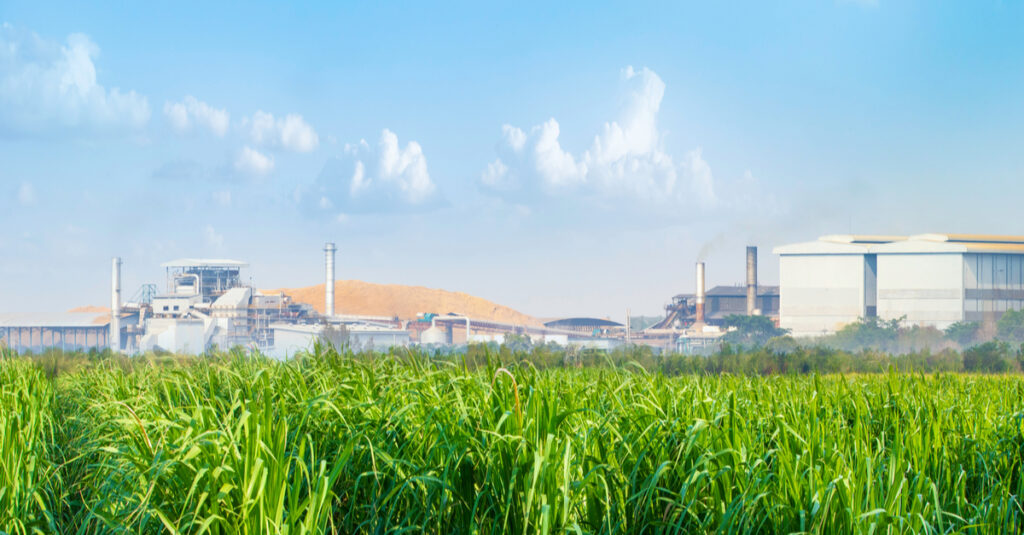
[[876, 254, 964, 328], [349, 330, 410, 351], [780, 250, 1024, 335], [964, 253, 1024, 323], [141, 318, 207, 353], [270, 327, 320, 359], [269, 324, 410, 360], [779, 254, 870, 337], [531, 333, 569, 345], [153, 295, 199, 315]]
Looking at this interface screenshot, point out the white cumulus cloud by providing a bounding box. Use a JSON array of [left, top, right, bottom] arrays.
[[164, 96, 229, 136], [304, 129, 438, 214], [246, 110, 318, 152], [0, 24, 150, 134], [234, 146, 274, 176], [481, 66, 717, 208]]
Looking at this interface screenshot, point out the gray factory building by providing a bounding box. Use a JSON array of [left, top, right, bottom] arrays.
[[774, 233, 1024, 337]]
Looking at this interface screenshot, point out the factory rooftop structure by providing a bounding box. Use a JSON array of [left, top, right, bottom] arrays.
[[774, 234, 1024, 254], [160, 258, 248, 304], [662, 286, 781, 325], [543, 317, 623, 334], [160, 259, 250, 268], [774, 233, 1024, 336]]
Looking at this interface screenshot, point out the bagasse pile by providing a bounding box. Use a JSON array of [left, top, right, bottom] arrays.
[[263, 280, 542, 325], [3, 352, 1024, 533]]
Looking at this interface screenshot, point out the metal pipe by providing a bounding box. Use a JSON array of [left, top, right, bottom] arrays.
[[324, 242, 336, 317], [746, 246, 758, 315], [181, 273, 200, 296], [695, 262, 706, 324], [111, 257, 121, 353]]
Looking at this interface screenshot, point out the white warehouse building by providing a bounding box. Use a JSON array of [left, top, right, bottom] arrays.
[[774, 234, 1024, 337]]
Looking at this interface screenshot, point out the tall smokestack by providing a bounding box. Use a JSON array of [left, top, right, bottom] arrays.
[[695, 262, 706, 325], [626, 308, 631, 345], [324, 242, 336, 317], [111, 257, 121, 353], [746, 246, 758, 315]]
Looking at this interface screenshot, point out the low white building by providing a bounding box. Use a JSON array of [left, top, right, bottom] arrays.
[[268, 322, 410, 359], [140, 317, 209, 353], [774, 233, 1024, 336]]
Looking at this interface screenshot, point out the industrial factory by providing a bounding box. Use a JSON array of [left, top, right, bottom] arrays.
[[0, 240, 770, 356], [774, 233, 1024, 337], [1, 244, 407, 357], [6, 232, 1024, 356]]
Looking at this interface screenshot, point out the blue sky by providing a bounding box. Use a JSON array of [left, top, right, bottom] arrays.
[[3, 1, 1024, 318]]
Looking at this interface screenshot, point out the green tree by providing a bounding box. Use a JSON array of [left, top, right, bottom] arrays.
[[945, 321, 980, 346], [996, 308, 1024, 343], [501, 332, 533, 353], [721, 315, 789, 347], [828, 316, 903, 352], [963, 341, 1012, 373], [763, 335, 800, 355]]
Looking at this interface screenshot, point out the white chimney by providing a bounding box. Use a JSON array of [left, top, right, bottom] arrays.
[[626, 308, 632, 345], [111, 257, 121, 353], [324, 242, 336, 317], [695, 262, 706, 324]]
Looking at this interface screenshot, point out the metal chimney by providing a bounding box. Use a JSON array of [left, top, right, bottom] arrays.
[[626, 308, 631, 345], [695, 262, 706, 324], [746, 246, 758, 315], [324, 242, 336, 317], [111, 257, 121, 353]]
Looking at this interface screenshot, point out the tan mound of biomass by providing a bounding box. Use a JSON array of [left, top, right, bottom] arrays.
[[264, 280, 541, 326], [68, 305, 109, 314], [67, 305, 112, 325]]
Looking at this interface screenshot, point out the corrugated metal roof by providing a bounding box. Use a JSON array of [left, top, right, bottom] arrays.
[[773, 240, 877, 255], [0, 312, 112, 327], [705, 285, 780, 297], [778, 233, 1024, 255], [911, 233, 1024, 244], [961, 243, 1024, 253], [819, 234, 906, 244], [543, 317, 624, 328], [161, 259, 248, 268], [269, 322, 407, 334]]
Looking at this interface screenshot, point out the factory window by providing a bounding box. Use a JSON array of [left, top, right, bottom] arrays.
[[173, 305, 179, 311], [163, 306, 169, 311]]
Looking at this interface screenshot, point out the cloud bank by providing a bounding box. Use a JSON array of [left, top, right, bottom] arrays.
[[481, 66, 717, 208], [0, 24, 149, 134], [246, 111, 319, 152], [234, 146, 274, 176], [164, 96, 229, 136], [305, 129, 438, 215]]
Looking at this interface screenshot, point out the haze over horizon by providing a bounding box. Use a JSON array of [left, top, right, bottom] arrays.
[[3, 1, 1024, 319]]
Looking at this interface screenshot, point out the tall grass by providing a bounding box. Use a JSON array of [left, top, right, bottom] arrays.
[[0, 358, 58, 534], [2, 347, 1023, 533]]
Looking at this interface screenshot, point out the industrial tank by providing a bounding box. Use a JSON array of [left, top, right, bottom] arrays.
[[420, 326, 446, 345]]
